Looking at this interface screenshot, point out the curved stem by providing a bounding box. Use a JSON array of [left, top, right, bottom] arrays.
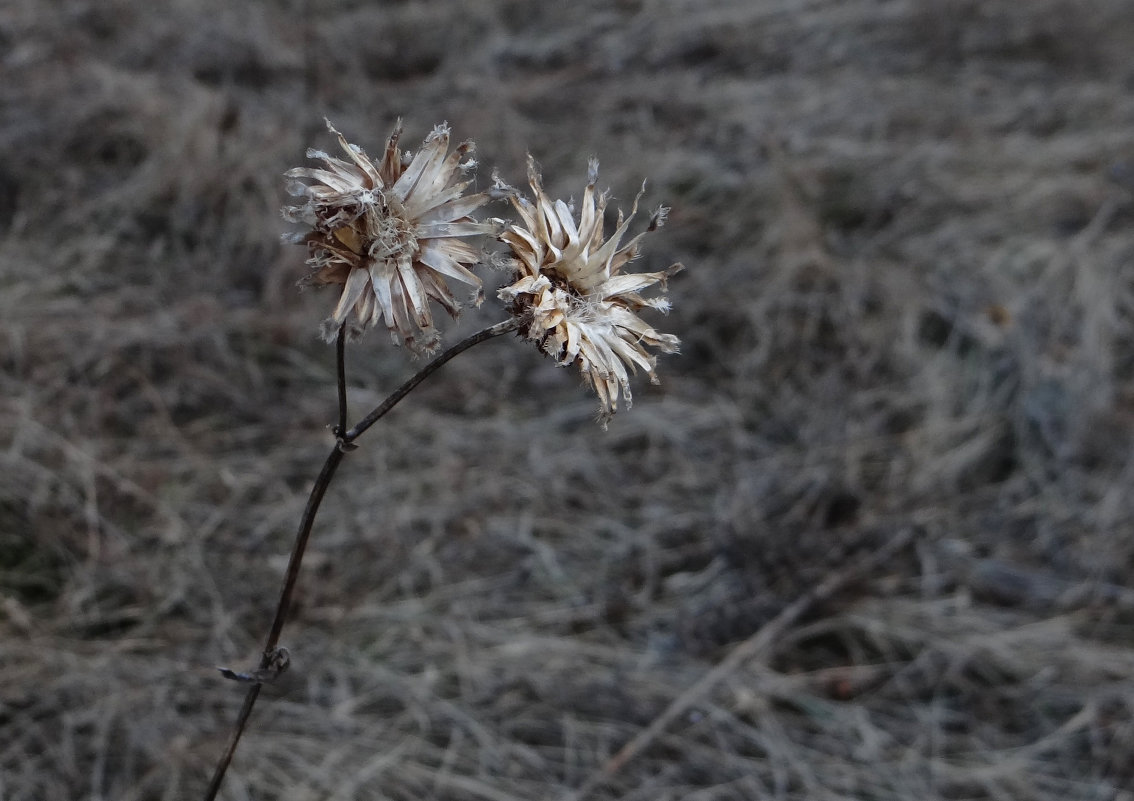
[[343, 318, 522, 443], [203, 318, 521, 800], [203, 444, 345, 801]]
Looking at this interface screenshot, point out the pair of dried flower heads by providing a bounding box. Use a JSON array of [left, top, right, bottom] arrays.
[[283, 119, 682, 424]]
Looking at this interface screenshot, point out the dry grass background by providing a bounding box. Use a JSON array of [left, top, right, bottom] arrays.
[[3, 0, 1134, 799]]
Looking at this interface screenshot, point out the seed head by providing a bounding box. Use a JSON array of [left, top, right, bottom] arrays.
[[496, 157, 682, 425], [284, 119, 498, 352]]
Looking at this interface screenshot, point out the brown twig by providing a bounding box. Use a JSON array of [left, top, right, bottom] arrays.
[[563, 526, 916, 801], [335, 324, 348, 439], [203, 319, 521, 800], [343, 318, 522, 442], [202, 447, 338, 793]]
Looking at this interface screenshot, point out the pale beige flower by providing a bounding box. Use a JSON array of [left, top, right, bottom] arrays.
[[496, 157, 682, 424], [284, 119, 498, 352]]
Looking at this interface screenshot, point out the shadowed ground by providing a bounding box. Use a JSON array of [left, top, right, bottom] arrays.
[[3, 1, 1134, 799]]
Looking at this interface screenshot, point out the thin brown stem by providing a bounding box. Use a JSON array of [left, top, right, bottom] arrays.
[[335, 324, 348, 439], [343, 318, 522, 443], [203, 443, 345, 801], [202, 684, 262, 800], [203, 318, 521, 800]]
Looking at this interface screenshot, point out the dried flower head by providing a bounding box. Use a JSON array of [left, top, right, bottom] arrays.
[[496, 157, 682, 424], [284, 120, 498, 352]]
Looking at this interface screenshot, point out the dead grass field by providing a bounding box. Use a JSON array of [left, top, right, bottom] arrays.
[[3, 0, 1134, 799]]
